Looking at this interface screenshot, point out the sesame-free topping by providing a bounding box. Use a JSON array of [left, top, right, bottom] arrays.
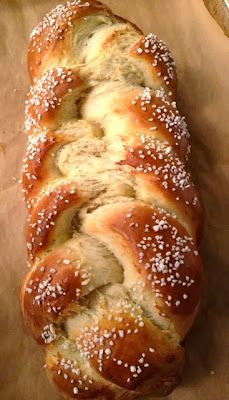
[[124, 136, 194, 204], [41, 323, 56, 344], [30, 1, 91, 53], [26, 184, 81, 258], [132, 87, 190, 146], [54, 355, 95, 394], [75, 300, 150, 379], [22, 130, 52, 199], [123, 205, 200, 310], [136, 33, 175, 86], [25, 68, 74, 132]]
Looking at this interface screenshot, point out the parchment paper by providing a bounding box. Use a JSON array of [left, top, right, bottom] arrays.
[[0, 1, 228, 399]]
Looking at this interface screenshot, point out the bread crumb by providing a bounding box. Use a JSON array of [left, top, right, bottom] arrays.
[[210, 370, 215, 375]]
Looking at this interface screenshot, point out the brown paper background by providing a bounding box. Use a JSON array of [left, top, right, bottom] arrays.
[[0, 1, 228, 399]]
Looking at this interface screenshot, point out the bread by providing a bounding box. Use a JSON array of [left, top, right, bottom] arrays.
[[21, 1, 204, 399]]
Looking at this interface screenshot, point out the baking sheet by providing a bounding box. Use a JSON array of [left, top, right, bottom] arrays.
[[0, 0, 229, 399]]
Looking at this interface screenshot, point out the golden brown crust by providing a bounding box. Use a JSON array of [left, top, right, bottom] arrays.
[[25, 68, 85, 133], [119, 142, 202, 241], [26, 183, 84, 259], [108, 204, 203, 317], [22, 132, 58, 204], [22, 131, 79, 207], [48, 361, 117, 399], [127, 87, 189, 160], [131, 34, 177, 94], [75, 313, 184, 394], [46, 349, 122, 400], [21, 248, 84, 343], [28, 0, 112, 81]]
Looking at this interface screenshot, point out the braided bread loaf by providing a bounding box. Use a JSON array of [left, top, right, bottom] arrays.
[[21, 1, 204, 399]]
